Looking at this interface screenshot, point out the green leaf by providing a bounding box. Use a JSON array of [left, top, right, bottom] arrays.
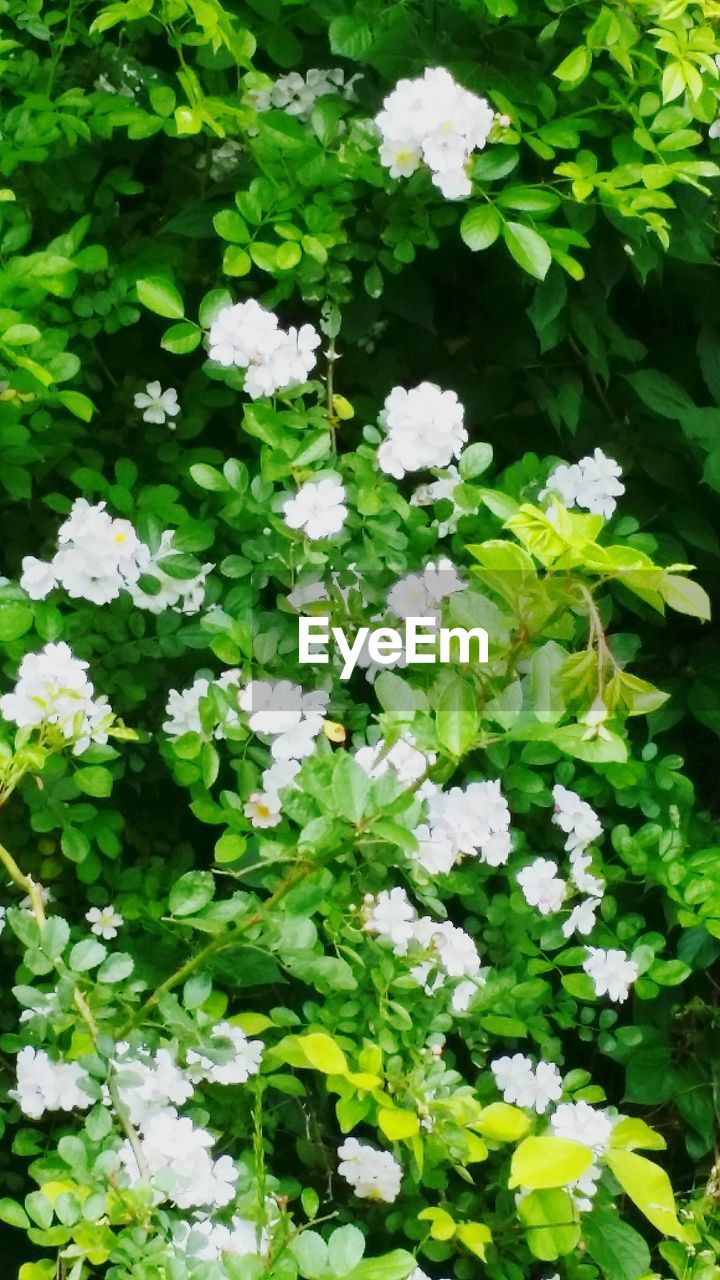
[[328, 1225, 365, 1275], [161, 322, 202, 354], [298, 1032, 348, 1074], [377, 1108, 420, 1140], [503, 222, 552, 280], [459, 442, 493, 479], [0, 602, 33, 641], [292, 1230, 328, 1280], [332, 754, 370, 824], [509, 1137, 593, 1189], [69, 938, 107, 972], [74, 766, 113, 798], [0, 1198, 30, 1230], [169, 870, 215, 916], [215, 833, 247, 864], [605, 1150, 687, 1241], [661, 574, 710, 621], [328, 15, 373, 59], [136, 276, 185, 319], [583, 1206, 652, 1280], [436, 678, 478, 756], [625, 369, 694, 420], [518, 1189, 579, 1260], [190, 463, 230, 492], [460, 206, 501, 251], [98, 953, 134, 984], [554, 46, 591, 83]]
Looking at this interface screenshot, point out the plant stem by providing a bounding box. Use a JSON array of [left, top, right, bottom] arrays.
[[0, 839, 46, 926]]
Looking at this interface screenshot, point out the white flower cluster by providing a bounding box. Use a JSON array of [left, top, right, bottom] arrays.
[[283, 475, 348, 540], [239, 680, 329, 826], [0, 642, 114, 755], [21, 500, 211, 615], [515, 786, 638, 1002], [387, 558, 465, 619], [12, 1047, 94, 1119], [363, 887, 483, 1011], [114, 1029, 262, 1209], [414, 778, 512, 875], [250, 67, 359, 123], [186, 1022, 264, 1086], [375, 66, 495, 199], [491, 1053, 562, 1114], [173, 1215, 265, 1262], [355, 733, 434, 786], [337, 1137, 402, 1202], [207, 299, 320, 398], [377, 383, 467, 479], [163, 670, 242, 739], [541, 448, 624, 519], [119, 1110, 238, 1209]]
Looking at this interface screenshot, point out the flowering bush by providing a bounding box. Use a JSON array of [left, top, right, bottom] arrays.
[[0, 2, 720, 1280]]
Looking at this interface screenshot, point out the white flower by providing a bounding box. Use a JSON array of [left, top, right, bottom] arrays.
[[244, 791, 282, 828], [552, 784, 602, 854], [710, 119, 720, 140], [568, 1161, 602, 1212], [355, 733, 434, 785], [562, 898, 599, 939], [491, 1054, 562, 1114], [11, 1047, 93, 1119], [173, 1215, 266, 1261], [426, 779, 511, 865], [337, 1138, 402, 1202], [119, 1109, 238, 1209], [411, 823, 456, 875], [583, 947, 638, 1002], [287, 580, 329, 609], [240, 680, 327, 762], [261, 757, 301, 799], [0, 905, 5, 936], [134, 381, 180, 426], [377, 383, 467, 478], [86, 904, 124, 939], [249, 66, 359, 124], [112, 1045, 194, 1126], [550, 1101, 613, 1155], [451, 979, 478, 1012], [375, 67, 494, 201], [20, 557, 57, 600], [163, 671, 241, 740], [364, 887, 418, 956], [207, 299, 320, 397], [541, 449, 624, 519], [186, 1022, 263, 1086], [411, 465, 467, 536], [569, 850, 604, 898], [0, 641, 113, 754], [283, 476, 348, 539], [431, 921, 480, 978], [517, 858, 566, 915], [129, 530, 213, 615]]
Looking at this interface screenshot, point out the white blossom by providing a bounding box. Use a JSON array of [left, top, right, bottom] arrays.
[[377, 383, 467, 478], [0, 641, 114, 754], [583, 947, 638, 1003], [134, 381, 180, 426], [128, 530, 213, 615], [244, 791, 282, 828], [119, 1108, 238, 1209], [12, 1047, 93, 1119], [283, 476, 348, 540], [173, 1215, 266, 1261], [207, 299, 320, 397], [550, 1100, 613, 1155], [240, 680, 328, 761], [562, 898, 599, 939], [163, 671, 241, 740], [364, 887, 418, 956], [375, 67, 495, 201], [552, 784, 602, 854], [112, 1045, 194, 1127], [491, 1054, 563, 1114], [541, 449, 624, 519], [86, 904, 124, 939], [337, 1138, 402, 1202], [425, 779, 511, 866], [355, 733, 434, 785], [517, 858, 566, 915], [251, 67, 360, 123], [186, 1022, 263, 1086]]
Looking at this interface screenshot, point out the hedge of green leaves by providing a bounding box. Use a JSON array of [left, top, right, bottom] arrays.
[[1, 1, 720, 1279]]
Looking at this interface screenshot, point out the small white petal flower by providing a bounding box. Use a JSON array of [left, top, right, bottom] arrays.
[[86, 904, 124, 939], [134, 381, 180, 426]]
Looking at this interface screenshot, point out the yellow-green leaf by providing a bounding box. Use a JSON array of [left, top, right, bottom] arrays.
[[474, 1102, 531, 1142], [418, 1207, 455, 1240], [378, 1109, 420, 1141], [605, 1150, 687, 1240], [298, 1033, 348, 1075], [456, 1222, 492, 1260], [611, 1117, 666, 1152], [509, 1137, 593, 1190]]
